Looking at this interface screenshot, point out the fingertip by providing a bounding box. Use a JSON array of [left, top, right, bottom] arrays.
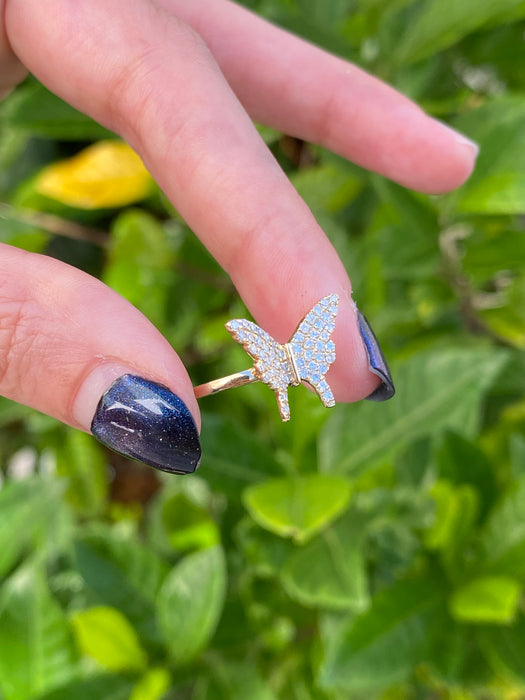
[[431, 118, 479, 157], [355, 308, 395, 401], [328, 296, 384, 404], [73, 361, 201, 433], [75, 364, 201, 475], [421, 118, 479, 194]]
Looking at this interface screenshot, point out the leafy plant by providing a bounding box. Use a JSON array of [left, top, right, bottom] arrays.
[[1, 1, 525, 698]]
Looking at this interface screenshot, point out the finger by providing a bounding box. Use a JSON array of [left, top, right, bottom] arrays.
[[157, 0, 477, 195], [0, 0, 27, 97], [0, 244, 201, 474], [5, 0, 382, 403]]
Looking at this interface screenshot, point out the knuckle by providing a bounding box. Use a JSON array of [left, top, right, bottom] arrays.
[[0, 292, 42, 393], [313, 86, 343, 144], [107, 12, 211, 149], [224, 207, 288, 276], [106, 45, 159, 147]]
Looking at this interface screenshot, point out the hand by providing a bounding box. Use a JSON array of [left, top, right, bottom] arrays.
[[0, 0, 478, 473]]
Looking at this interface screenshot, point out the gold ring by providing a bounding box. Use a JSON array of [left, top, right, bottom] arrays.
[[194, 294, 339, 421]]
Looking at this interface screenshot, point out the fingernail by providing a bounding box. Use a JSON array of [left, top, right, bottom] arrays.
[[433, 119, 480, 158], [356, 309, 395, 401], [89, 374, 201, 474]]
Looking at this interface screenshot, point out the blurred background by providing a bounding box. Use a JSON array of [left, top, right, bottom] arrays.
[[1, 0, 525, 698]]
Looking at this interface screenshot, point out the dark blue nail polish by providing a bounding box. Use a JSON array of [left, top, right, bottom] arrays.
[[91, 375, 201, 474], [356, 309, 395, 401]]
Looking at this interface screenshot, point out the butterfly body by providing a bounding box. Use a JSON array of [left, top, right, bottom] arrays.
[[225, 294, 339, 421]]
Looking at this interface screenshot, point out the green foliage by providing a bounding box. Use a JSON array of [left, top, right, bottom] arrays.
[[0, 563, 77, 700], [453, 96, 525, 215], [0, 0, 524, 698], [1, 81, 114, 141], [281, 509, 369, 610], [243, 475, 352, 543], [70, 606, 147, 672], [157, 545, 226, 664], [0, 478, 71, 577], [319, 577, 447, 692], [320, 349, 508, 476], [449, 576, 521, 624]]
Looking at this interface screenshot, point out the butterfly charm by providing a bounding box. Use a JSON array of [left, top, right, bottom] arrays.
[[225, 294, 338, 421]]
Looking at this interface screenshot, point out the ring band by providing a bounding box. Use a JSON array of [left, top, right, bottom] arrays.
[[194, 368, 257, 398]]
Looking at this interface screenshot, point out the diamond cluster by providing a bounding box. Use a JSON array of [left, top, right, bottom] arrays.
[[226, 320, 294, 392], [291, 294, 338, 407], [226, 294, 339, 421]]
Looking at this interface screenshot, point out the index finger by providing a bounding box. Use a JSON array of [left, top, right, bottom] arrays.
[[161, 0, 478, 195], [7, 0, 386, 405]]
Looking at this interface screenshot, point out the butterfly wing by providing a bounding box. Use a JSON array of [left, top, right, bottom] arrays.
[[225, 319, 294, 420], [289, 294, 338, 407]]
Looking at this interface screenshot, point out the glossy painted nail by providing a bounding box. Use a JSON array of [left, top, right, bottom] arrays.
[[356, 309, 395, 401], [91, 374, 201, 474]]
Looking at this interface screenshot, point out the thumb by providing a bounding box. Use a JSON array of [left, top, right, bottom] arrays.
[[0, 243, 201, 474]]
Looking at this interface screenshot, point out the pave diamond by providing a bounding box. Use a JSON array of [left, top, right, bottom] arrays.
[[225, 294, 339, 421]]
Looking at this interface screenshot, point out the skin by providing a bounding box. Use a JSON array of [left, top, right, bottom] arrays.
[[0, 0, 478, 434]]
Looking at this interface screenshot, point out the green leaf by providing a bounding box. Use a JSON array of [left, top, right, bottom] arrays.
[[367, 178, 440, 283], [295, 0, 352, 29], [462, 228, 525, 284], [104, 209, 175, 326], [276, 385, 335, 475], [480, 476, 525, 578], [480, 613, 525, 683], [0, 204, 49, 251], [358, 487, 431, 583], [424, 480, 478, 575], [394, 439, 433, 487], [449, 576, 521, 624], [195, 660, 276, 700], [319, 577, 446, 692], [243, 474, 352, 544], [452, 96, 525, 215], [34, 675, 134, 700], [436, 432, 496, 522], [74, 527, 169, 646], [430, 624, 493, 688], [157, 545, 226, 664], [281, 510, 369, 610], [0, 564, 77, 700], [291, 163, 361, 214], [391, 0, 525, 65], [0, 477, 71, 578], [129, 668, 171, 700], [481, 276, 525, 350], [212, 599, 253, 652], [510, 434, 525, 480], [492, 350, 525, 402], [460, 173, 525, 216], [3, 82, 114, 140], [235, 518, 296, 577], [70, 606, 147, 672], [55, 430, 108, 517], [154, 490, 219, 553], [200, 413, 283, 497], [320, 349, 507, 476]]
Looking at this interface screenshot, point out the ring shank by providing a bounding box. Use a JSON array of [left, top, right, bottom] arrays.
[[194, 368, 258, 398]]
